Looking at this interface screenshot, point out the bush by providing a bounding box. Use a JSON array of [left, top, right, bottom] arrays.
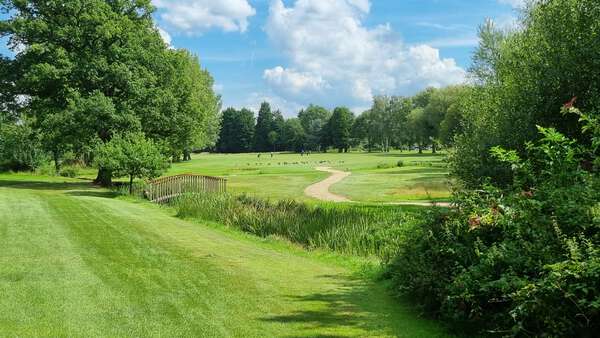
[[376, 162, 395, 169], [59, 165, 79, 178], [387, 117, 600, 336], [397, 160, 404, 167]]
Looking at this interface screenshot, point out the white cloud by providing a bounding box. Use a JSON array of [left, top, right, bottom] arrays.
[[264, 0, 466, 107], [152, 0, 256, 34], [157, 27, 172, 45], [498, 0, 526, 8], [263, 67, 328, 96]]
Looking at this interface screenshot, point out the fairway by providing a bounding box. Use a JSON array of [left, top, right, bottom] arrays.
[[166, 151, 450, 203], [0, 175, 448, 337]]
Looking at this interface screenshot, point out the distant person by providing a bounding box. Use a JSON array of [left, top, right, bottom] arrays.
[[270, 152, 273, 158], [301, 149, 305, 156]]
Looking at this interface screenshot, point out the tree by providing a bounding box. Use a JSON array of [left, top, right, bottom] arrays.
[[95, 133, 168, 194], [298, 105, 330, 151], [280, 118, 306, 152], [254, 102, 274, 152], [0, 0, 186, 186], [328, 107, 355, 153], [216, 108, 255, 153], [146, 49, 220, 162], [408, 107, 429, 154], [0, 119, 44, 171], [452, 0, 600, 187], [272, 110, 285, 151], [351, 110, 377, 151]]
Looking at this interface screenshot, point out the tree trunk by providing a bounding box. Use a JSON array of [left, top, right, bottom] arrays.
[[129, 175, 134, 195], [432, 142, 437, 154], [94, 167, 113, 187], [53, 150, 61, 174], [418, 144, 423, 154], [183, 149, 192, 161]]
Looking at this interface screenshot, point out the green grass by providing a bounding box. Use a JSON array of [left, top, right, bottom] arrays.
[[165, 151, 450, 203], [0, 174, 450, 337]]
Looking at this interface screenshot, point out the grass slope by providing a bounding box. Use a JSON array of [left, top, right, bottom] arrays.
[[0, 175, 449, 337]]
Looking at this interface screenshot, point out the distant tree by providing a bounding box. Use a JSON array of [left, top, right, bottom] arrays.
[[281, 118, 306, 152], [267, 131, 279, 152], [328, 107, 355, 152], [217, 108, 255, 153], [408, 107, 429, 154], [432, 85, 472, 146], [95, 133, 168, 194], [254, 102, 274, 152], [351, 111, 376, 151], [272, 110, 285, 151], [298, 105, 331, 151]]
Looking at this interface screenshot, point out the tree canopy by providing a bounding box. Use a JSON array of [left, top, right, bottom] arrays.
[[0, 0, 219, 184]]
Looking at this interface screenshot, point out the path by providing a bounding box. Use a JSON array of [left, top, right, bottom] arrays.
[[304, 167, 451, 207], [304, 167, 352, 202]]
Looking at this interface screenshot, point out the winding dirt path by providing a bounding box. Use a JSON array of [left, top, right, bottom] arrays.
[[304, 167, 452, 207], [304, 167, 351, 202]]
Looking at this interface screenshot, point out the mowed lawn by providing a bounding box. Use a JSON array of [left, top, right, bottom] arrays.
[[166, 151, 450, 202], [0, 175, 449, 337]]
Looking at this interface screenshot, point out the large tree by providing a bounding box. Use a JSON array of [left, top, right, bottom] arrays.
[[0, 0, 217, 184], [452, 0, 600, 186], [253, 102, 274, 152], [328, 107, 355, 153], [217, 108, 255, 153], [298, 104, 330, 151]]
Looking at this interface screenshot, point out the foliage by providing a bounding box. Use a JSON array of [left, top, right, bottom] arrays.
[[388, 115, 600, 336], [216, 107, 255, 153], [0, 0, 218, 183], [175, 193, 417, 260], [0, 119, 45, 171], [298, 104, 331, 151], [254, 102, 274, 152], [326, 107, 355, 152], [452, 0, 600, 187], [95, 132, 168, 193]]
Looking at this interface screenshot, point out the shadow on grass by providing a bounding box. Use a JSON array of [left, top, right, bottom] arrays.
[[260, 274, 448, 338], [373, 153, 446, 158], [66, 190, 120, 199], [0, 180, 119, 199], [0, 179, 93, 190]]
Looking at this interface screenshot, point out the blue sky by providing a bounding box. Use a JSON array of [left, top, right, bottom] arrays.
[[1, 0, 524, 116]]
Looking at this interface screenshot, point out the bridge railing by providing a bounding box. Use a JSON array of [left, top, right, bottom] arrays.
[[145, 174, 226, 203]]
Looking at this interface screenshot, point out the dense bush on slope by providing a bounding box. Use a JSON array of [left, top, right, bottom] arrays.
[[388, 110, 599, 336]]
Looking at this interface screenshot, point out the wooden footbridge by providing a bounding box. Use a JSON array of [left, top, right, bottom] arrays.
[[145, 174, 227, 203]]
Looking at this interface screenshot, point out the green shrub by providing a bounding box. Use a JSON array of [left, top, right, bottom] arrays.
[[396, 160, 404, 167], [376, 162, 395, 169], [174, 193, 416, 259], [59, 165, 79, 178], [387, 116, 600, 336]]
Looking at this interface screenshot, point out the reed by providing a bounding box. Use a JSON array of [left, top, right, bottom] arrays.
[[174, 193, 418, 260]]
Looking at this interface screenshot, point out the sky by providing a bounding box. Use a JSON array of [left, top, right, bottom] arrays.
[[1, 0, 525, 116]]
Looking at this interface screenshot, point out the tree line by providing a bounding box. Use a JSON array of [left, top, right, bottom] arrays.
[[0, 0, 220, 187], [216, 85, 470, 154]]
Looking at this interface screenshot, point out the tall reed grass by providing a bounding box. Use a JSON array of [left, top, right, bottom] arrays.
[[174, 193, 418, 259]]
